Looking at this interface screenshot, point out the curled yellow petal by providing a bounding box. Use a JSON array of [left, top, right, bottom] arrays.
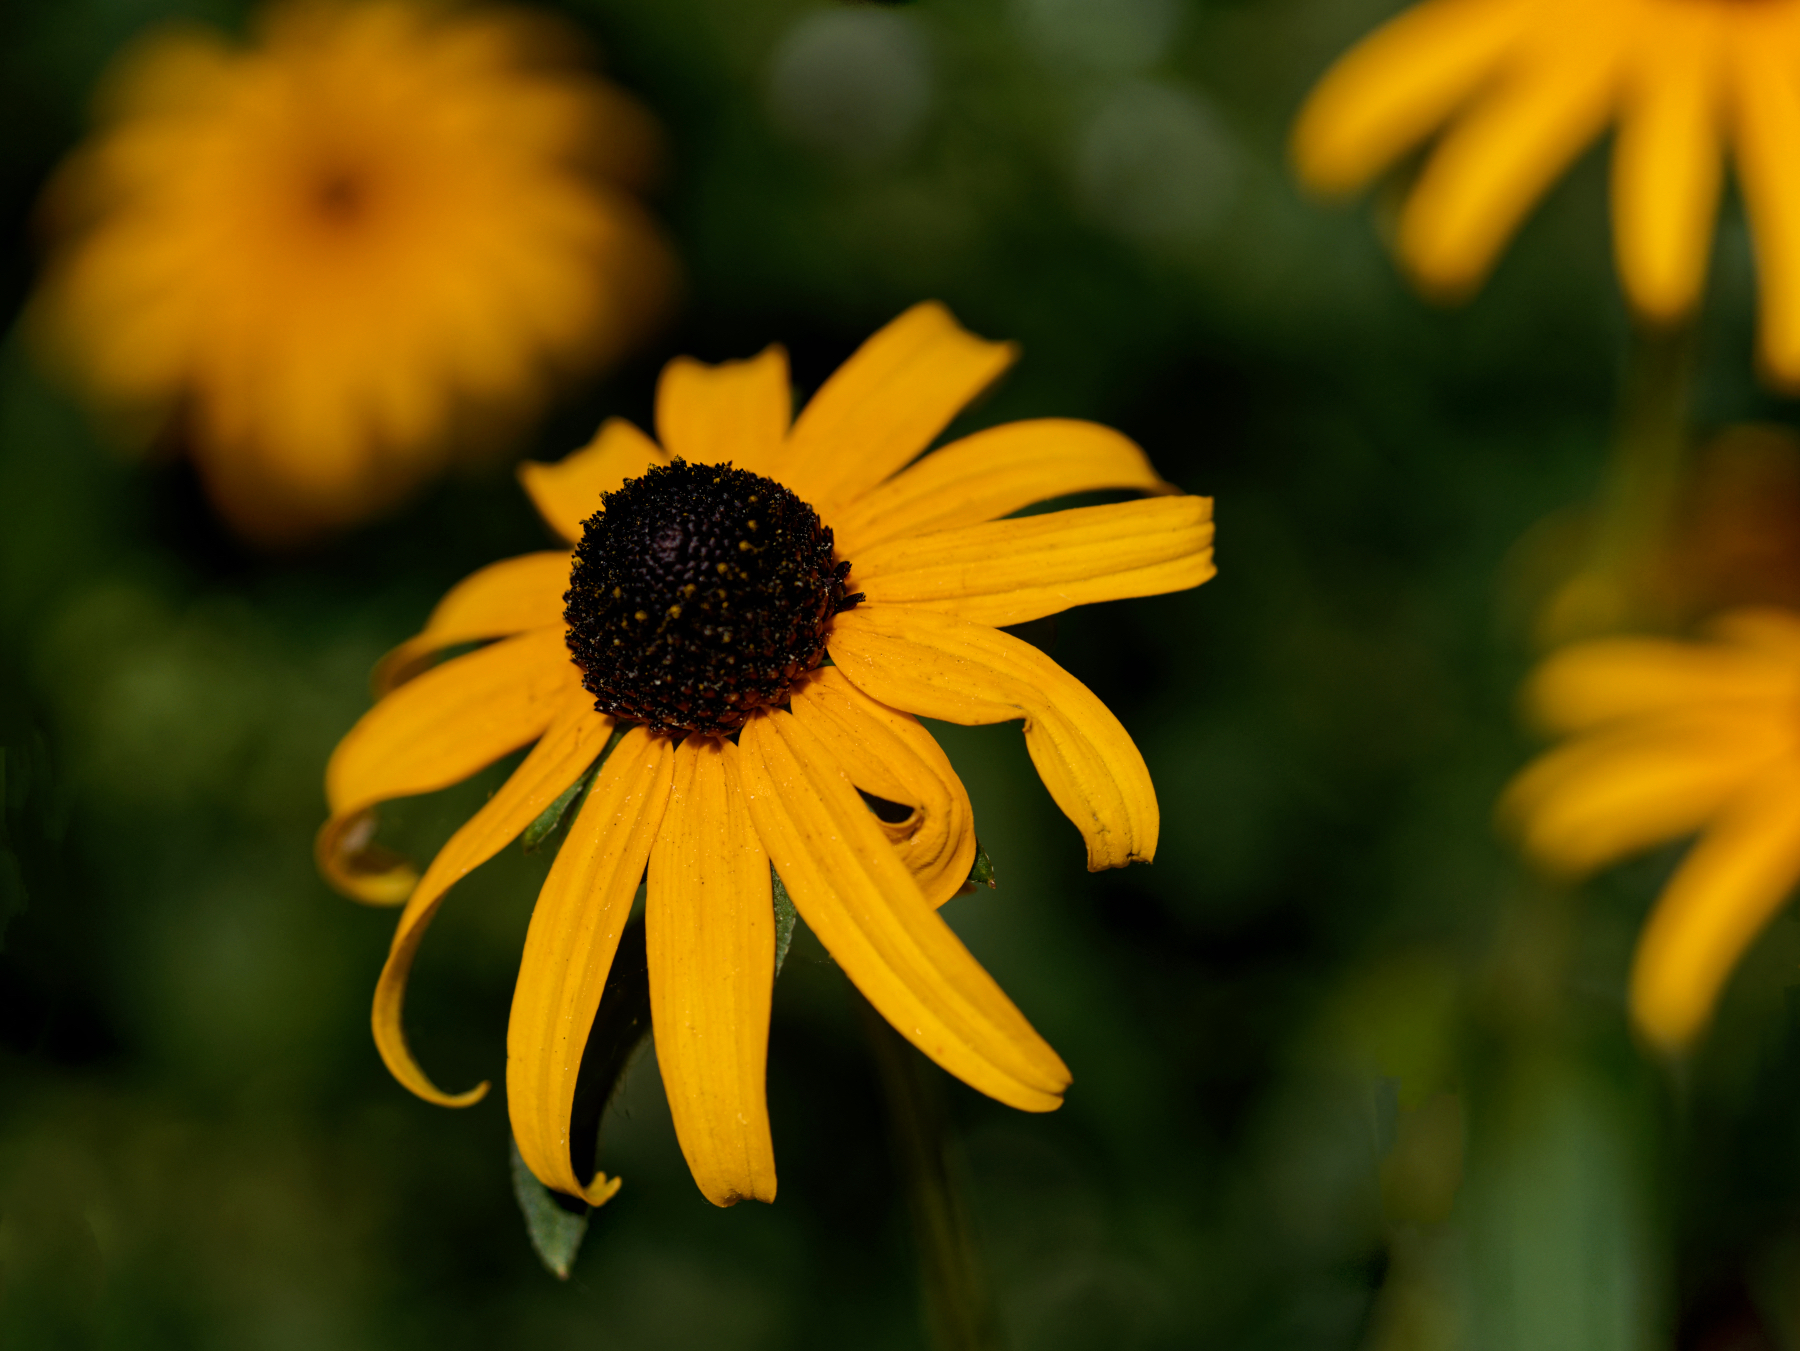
[[1399, 32, 1620, 298], [371, 695, 614, 1109], [829, 418, 1175, 557], [1631, 764, 1800, 1054], [508, 726, 673, 1203], [853, 495, 1215, 628], [319, 627, 579, 903], [654, 346, 792, 480], [518, 416, 668, 544], [1501, 709, 1785, 877], [737, 709, 1069, 1112], [828, 606, 1156, 870], [1291, 0, 1534, 195], [1522, 636, 1799, 734], [647, 736, 777, 1207], [782, 302, 1016, 514], [1611, 16, 1723, 323], [372, 551, 573, 694], [790, 667, 975, 908]]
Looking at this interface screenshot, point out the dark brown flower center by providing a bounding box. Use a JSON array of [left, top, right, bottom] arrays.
[[564, 460, 861, 735]]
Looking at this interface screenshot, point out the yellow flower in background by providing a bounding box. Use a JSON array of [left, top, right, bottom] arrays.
[[33, 0, 673, 543], [1293, 0, 1800, 382], [316, 303, 1216, 1206], [1502, 610, 1800, 1054]]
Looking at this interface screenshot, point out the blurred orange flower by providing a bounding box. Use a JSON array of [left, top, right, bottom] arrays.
[[1502, 610, 1800, 1053], [33, 0, 673, 543], [316, 303, 1215, 1206], [1293, 0, 1800, 382]]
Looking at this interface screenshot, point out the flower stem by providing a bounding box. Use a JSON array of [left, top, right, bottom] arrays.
[[859, 999, 1006, 1351], [1539, 322, 1696, 643]]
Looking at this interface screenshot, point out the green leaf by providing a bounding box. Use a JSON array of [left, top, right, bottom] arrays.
[[772, 868, 798, 976], [967, 845, 996, 890], [509, 1137, 588, 1280], [521, 724, 628, 853], [510, 916, 654, 1275], [521, 770, 591, 853]]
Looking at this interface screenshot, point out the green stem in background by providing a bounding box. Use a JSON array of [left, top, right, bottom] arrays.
[[1541, 322, 1697, 643], [859, 999, 1006, 1351], [1597, 323, 1697, 586]]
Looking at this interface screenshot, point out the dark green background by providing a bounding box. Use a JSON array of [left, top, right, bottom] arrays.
[[5, 1, 1800, 1347]]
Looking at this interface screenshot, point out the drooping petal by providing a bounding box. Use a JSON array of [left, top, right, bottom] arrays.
[[1522, 637, 1799, 734], [829, 419, 1175, 557], [654, 346, 792, 480], [1630, 764, 1800, 1054], [790, 668, 976, 908], [1291, 0, 1535, 195], [373, 551, 573, 694], [1611, 13, 1724, 322], [779, 302, 1016, 513], [738, 709, 1069, 1112], [369, 695, 614, 1109], [646, 736, 777, 1207], [828, 606, 1155, 870], [1399, 28, 1622, 298], [508, 726, 673, 1203], [1730, 30, 1800, 387], [1501, 708, 1785, 877], [853, 495, 1215, 628], [518, 416, 668, 544], [319, 627, 580, 903]]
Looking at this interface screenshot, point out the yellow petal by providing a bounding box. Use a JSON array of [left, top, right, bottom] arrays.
[[1500, 708, 1784, 877], [646, 736, 777, 1207], [853, 495, 1215, 628], [1708, 607, 1800, 661], [1611, 15, 1723, 322], [313, 808, 419, 907], [737, 709, 1069, 1112], [1731, 32, 1800, 387], [654, 346, 792, 480], [1522, 636, 1799, 734], [372, 551, 573, 695], [781, 302, 1017, 513], [370, 696, 614, 1109], [828, 606, 1155, 870], [508, 726, 673, 1203], [1400, 29, 1621, 298], [518, 417, 668, 545], [790, 668, 976, 908], [1291, 0, 1534, 195], [829, 418, 1176, 557], [319, 627, 579, 903], [1630, 764, 1800, 1054]]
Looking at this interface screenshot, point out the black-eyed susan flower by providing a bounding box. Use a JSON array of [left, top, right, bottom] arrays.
[[317, 302, 1216, 1206], [1293, 0, 1800, 383], [33, 0, 672, 543], [1502, 609, 1800, 1054]]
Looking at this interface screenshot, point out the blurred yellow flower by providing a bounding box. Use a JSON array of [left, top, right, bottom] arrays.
[[33, 0, 673, 543], [1293, 0, 1800, 381], [316, 303, 1215, 1206], [1502, 610, 1800, 1053]]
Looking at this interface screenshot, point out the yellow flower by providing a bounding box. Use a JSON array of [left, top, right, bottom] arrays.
[[1501, 609, 1800, 1053], [1292, 0, 1800, 380], [33, 0, 672, 542], [316, 302, 1217, 1206]]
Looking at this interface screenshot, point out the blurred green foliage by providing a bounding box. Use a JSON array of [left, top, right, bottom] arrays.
[[7, 0, 1800, 1348]]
